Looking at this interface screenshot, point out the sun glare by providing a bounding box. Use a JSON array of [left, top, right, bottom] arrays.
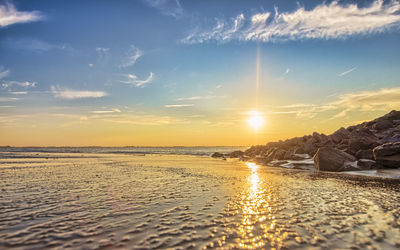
[[247, 111, 264, 130]]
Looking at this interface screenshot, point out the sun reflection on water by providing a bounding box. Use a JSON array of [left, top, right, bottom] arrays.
[[237, 162, 275, 249]]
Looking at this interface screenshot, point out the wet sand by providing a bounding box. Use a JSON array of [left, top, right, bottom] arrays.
[[1, 152, 400, 249]]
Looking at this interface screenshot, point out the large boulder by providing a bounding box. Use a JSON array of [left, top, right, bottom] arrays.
[[373, 142, 400, 158], [313, 147, 358, 172], [283, 147, 297, 160], [211, 152, 224, 158], [304, 138, 318, 156], [355, 149, 373, 160], [373, 142, 400, 168], [229, 150, 244, 158], [357, 159, 376, 170], [373, 120, 393, 131], [347, 128, 379, 155], [274, 149, 287, 160], [330, 127, 350, 144], [373, 110, 400, 123]]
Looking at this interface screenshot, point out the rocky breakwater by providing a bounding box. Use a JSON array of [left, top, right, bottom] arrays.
[[212, 110, 400, 172]]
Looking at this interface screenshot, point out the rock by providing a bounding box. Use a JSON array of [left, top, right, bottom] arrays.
[[229, 150, 244, 158], [373, 142, 400, 168], [373, 110, 400, 123], [274, 149, 286, 160], [347, 128, 379, 155], [357, 159, 376, 170], [373, 120, 393, 131], [373, 142, 400, 158], [330, 127, 350, 144], [211, 152, 224, 158], [240, 155, 251, 161], [304, 138, 318, 156], [313, 147, 358, 172], [295, 147, 306, 154], [355, 149, 373, 160], [284, 148, 297, 160], [374, 155, 400, 168]]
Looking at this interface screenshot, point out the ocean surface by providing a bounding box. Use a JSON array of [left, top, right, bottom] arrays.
[[1, 147, 400, 249], [0, 146, 246, 156]]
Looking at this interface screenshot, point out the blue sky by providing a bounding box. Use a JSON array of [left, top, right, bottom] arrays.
[[0, 0, 399, 146]]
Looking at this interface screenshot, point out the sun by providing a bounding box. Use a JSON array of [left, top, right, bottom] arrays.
[[247, 111, 264, 130]]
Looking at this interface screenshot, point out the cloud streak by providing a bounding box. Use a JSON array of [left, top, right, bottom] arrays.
[[176, 95, 226, 101], [271, 86, 400, 120], [3, 38, 73, 53], [182, 0, 400, 44], [0, 97, 18, 102], [119, 72, 154, 88], [0, 2, 42, 27], [338, 67, 357, 77], [91, 109, 121, 114], [164, 104, 194, 108], [0, 68, 10, 79], [51, 86, 108, 99], [2, 80, 36, 89]]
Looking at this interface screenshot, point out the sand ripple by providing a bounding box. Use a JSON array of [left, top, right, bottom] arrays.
[[0, 153, 400, 249]]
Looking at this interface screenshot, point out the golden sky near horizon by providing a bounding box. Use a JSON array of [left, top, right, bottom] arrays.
[[1, 0, 400, 147]]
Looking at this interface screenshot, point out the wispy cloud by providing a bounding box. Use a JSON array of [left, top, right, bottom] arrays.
[[284, 68, 290, 75], [96, 47, 109, 53], [279, 103, 317, 109], [338, 67, 357, 77], [3, 38, 73, 53], [142, 0, 183, 18], [1, 80, 36, 89], [91, 109, 121, 114], [0, 2, 42, 27], [10, 91, 27, 95], [182, 0, 400, 44], [0, 68, 10, 79], [119, 45, 143, 68], [0, 97, 18, 102], [51, 86, 108, 99], [271, 86, 400, 120], [164, 104, 194, 108], [92, 47, 110, 67], [119, 72, 154, 88], [328, 86, 400, 119], [176, 95, 226, 101]]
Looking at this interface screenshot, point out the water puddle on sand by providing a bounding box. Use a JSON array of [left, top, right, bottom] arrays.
[[0, 153, 400, 249]]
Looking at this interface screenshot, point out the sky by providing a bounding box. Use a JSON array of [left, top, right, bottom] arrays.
[[0, 0, 399, 146]]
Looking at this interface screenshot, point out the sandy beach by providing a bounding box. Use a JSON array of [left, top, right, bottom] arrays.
[[1, 150, 400, 249]]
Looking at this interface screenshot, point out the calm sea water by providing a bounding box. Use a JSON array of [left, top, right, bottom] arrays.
[[0, 146, 247, 156]]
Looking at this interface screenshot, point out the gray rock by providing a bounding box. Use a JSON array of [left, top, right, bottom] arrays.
[[295, 147, 306, 154], [347, 128, 379, 155], [373, 142, 400, 168], [357, 159, 376, 170], [373, 142, 400, 158], [229, 150, 244, 158], [313, 147, 357, 172], [211, 152, 224, 158], [330, 127, 350, 144], [355, 149, 373, 160], [274, 149, 286, 160], [283, 147, 297, 160], [373, 120, 393, 131], [304, 138, 318, 156]]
